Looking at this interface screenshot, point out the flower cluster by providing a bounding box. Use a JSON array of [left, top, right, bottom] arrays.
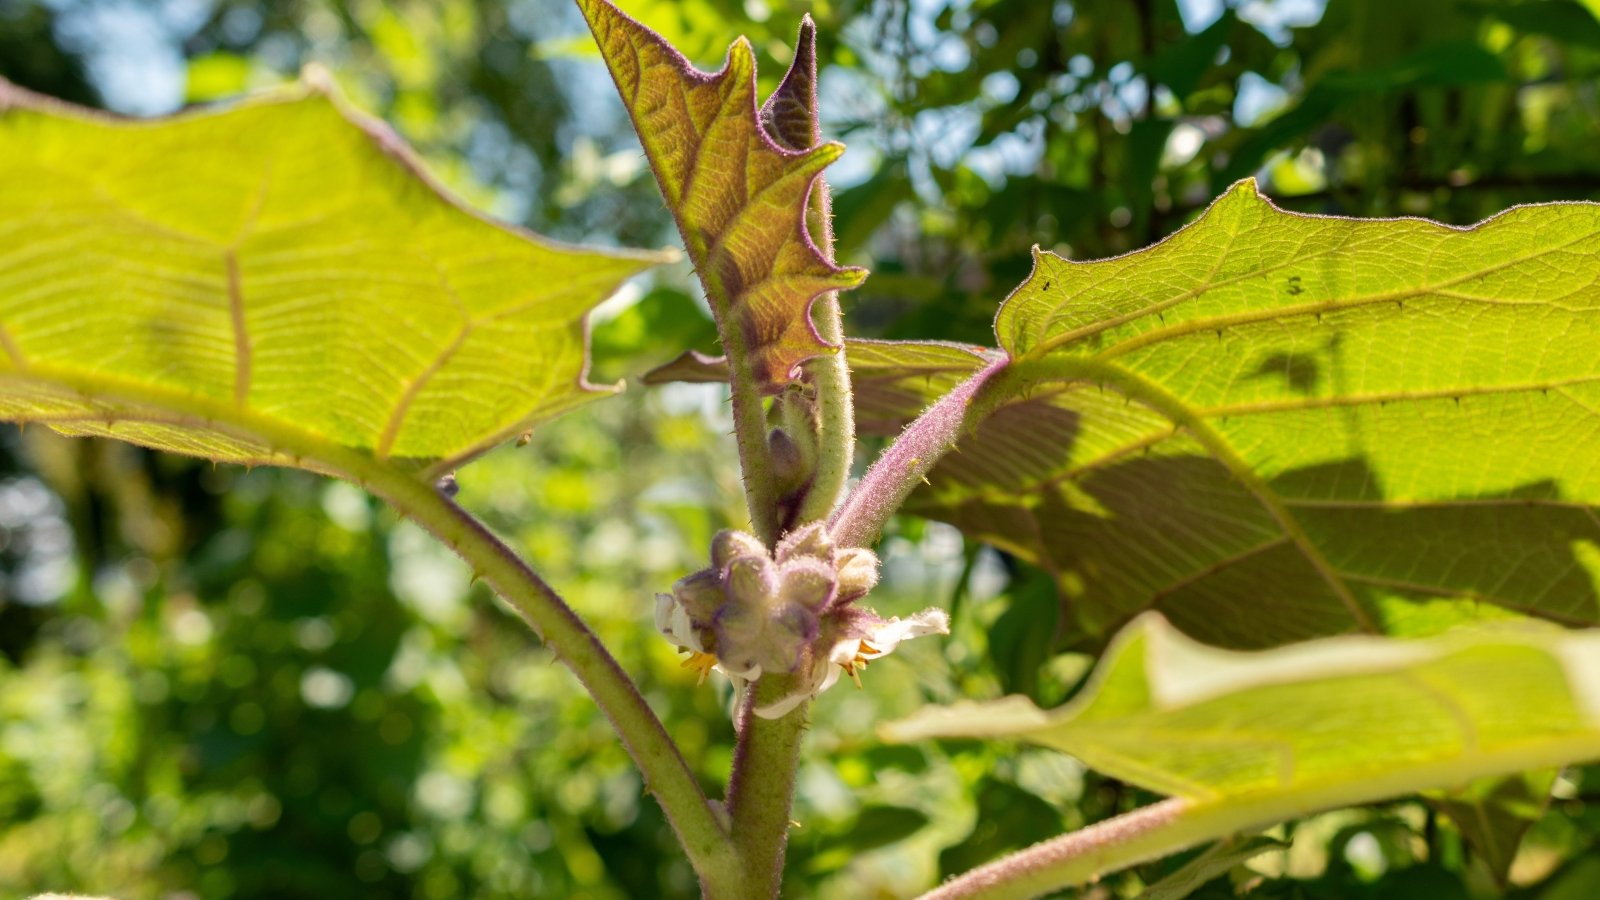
[[655, 523, 949, 718]]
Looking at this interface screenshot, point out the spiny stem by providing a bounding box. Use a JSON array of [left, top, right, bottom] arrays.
[[726, 675, 810, 897], [793, 197, 852, 525], [917, 799, 1192, 900], [354, 460, 744, 895], [830, 356, 1010, 549], [726, 350, 783, 546]]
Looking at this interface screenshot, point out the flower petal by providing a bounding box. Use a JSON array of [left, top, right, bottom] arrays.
[[654, 592, 675, 637], [750, 608, 951, 718], [753, 655, 829, 718], [753, 687, 812, 719], [860, 608, 950, 659]]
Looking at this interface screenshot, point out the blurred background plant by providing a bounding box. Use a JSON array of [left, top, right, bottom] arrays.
[[2, 0, 1600, 897]]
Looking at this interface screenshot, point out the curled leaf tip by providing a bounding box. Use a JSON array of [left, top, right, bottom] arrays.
[[582, 0, 861, 391], [762, 14, 822, 151]]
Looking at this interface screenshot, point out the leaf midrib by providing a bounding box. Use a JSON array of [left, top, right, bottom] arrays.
[[0, 361, 527, 478]]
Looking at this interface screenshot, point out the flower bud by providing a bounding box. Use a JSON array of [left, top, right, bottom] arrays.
[[671, 568, 724, 622], [777, 557, 836, 612], [710, 529, 767, 570], [714, 593, 818, 674], [833, 547, 880, 603], [775, 521, 832, 563], [768, 427, 807, 493], [725, 554, 779, 606]]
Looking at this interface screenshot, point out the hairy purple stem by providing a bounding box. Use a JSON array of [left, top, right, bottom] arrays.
[[829, 356, 1009, 548], [919, 799, 1190, 900]]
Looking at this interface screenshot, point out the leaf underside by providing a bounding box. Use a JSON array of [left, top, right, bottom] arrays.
[[877, 182, 1600, 648], [885, 613, 1600, 808], [578, 0, 864, 392], [0, 80, 658, 478]]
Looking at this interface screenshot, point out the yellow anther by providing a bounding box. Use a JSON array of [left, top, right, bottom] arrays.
[[680, 651, 718, 685], [840, 641, 880, 689]]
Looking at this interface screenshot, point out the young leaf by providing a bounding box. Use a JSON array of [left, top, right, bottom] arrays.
[[884, 614, 1600, 895], [875, 182, 1600, 647], [0, 79, 660, 478], [577, 0, 866, 392]]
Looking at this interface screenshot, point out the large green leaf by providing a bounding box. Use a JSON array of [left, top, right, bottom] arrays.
[[0, 78, 660, 478], [892, 181, 1600, 647], [577, 0, 865, 392], [883, 614, 1600, 895], [888, 614, 1600, 804]]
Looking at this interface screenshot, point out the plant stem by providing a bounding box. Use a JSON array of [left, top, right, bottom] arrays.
[[726, 349, 783, 546], [793, 215, 852, 526], [829, 355, 1010, 549], [725, 676, 810, 897], [921, 729, 1600, 899], [917, 798, 1192, 900], [356, 461, 744, 895], [0, 365, 747, 891]]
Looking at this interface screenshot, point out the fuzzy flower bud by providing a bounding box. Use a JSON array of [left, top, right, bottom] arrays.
[[654, 524, 943, 716]]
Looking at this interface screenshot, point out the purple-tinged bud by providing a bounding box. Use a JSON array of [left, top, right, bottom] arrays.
[[775, 521, 832, 563], [777, 557, 837, 613], [769, 427, 806, 493], [711, 529, 767, 570], [725, 554, 779, 605], [671, 568, 724, 623]]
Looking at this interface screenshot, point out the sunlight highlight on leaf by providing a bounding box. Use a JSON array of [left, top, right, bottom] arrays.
[[876, 181, 1600, 647], [0, 78, 663, 478], [885, 613, 1600, 804]]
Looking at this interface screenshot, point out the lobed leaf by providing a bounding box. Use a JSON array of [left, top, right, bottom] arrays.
[[577, 0, 865, 392], [0, 78, 662, 478], [884, 181, 1600, 647]]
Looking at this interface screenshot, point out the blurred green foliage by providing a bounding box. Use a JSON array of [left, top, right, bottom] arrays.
[[2, 0, 1600, 897]]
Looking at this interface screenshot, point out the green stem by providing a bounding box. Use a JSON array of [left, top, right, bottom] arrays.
[[354, 461, 744, 895], [727, 353, 782, 546], [0, 368, 744, 891], [725, 676, 810, 897], [794, 184, 852, 526]]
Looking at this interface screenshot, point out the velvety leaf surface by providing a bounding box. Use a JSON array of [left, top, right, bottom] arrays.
[[897, 181, 1600, 647], [0, 80, 658, 477], [578, 0, 865, 391], [884, 614, 1600, 807]]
